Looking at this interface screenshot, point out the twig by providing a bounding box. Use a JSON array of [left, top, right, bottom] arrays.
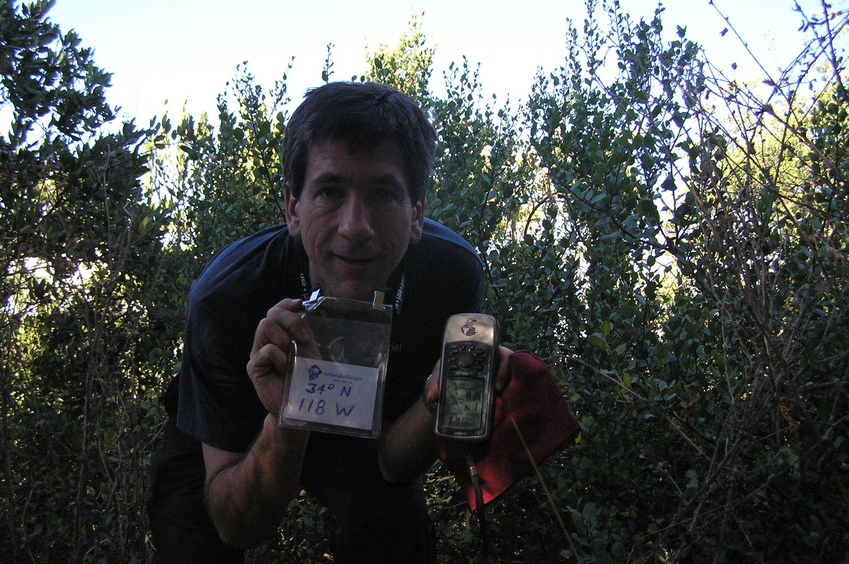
[[510, 416, 583, 563]]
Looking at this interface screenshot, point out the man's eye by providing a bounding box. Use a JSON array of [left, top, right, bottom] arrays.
[[369, 188, 398, 205], [317, 187, 344, 201]]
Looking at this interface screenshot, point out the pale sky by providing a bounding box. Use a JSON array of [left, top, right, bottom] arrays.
[[43, 0, 827, 122]]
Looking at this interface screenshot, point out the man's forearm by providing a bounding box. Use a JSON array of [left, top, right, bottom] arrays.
[[378, 399, 437, 483], [204, 414, 310, 549]]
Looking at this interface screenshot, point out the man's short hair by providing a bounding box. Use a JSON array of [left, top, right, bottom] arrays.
[[283, 82, 436, 203]]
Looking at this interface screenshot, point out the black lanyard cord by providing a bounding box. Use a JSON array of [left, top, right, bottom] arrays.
[[467, 452, 489, 563]]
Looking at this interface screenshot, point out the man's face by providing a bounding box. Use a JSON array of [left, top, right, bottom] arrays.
[[285, 139, 425, 301]]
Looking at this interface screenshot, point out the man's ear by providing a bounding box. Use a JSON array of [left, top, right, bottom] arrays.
[[284, 183, 300, 236], [410, 196, 425, 243]]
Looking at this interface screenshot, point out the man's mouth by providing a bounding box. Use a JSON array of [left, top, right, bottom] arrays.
[[333, 253, 376, 266]]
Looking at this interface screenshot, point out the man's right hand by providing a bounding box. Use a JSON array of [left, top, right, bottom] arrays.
[[246, 298, 314, 415]]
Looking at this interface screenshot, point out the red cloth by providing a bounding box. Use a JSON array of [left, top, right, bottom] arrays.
[[436, 351, 580, 510]]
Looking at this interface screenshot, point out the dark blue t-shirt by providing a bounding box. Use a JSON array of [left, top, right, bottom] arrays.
[[176, 218, 484, 452], [173, 219, 483, 560]]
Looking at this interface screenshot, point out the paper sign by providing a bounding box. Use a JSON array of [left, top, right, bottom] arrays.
[[283, 355, 380, 431]]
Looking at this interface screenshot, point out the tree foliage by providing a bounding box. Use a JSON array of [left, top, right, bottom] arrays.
[[361, 12, 435, 101], [2, 0, 848, 561], [1, 0, 168, 560]]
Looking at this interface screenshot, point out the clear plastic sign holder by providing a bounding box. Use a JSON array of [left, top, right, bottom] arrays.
[[278, 289, 392, 439]]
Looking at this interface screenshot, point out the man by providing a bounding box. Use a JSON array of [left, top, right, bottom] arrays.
[[149, 81, 512, 562]]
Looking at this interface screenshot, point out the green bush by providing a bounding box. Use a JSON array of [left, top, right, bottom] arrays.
[[2, 0, 847, 561]]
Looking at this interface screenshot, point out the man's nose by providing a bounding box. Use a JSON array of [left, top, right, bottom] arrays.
[[338, 196, 375, 242]]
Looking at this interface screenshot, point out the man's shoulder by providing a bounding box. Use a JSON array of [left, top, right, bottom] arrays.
[[191, 224, 304, 302], [419, 219, 477, 254], [415, 219, 480, 269], [407, 219, 483, 289]]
